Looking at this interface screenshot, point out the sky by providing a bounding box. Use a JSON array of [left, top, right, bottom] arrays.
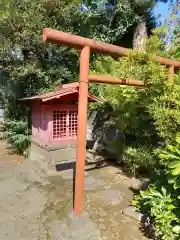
[[153, 2, 169, 25]]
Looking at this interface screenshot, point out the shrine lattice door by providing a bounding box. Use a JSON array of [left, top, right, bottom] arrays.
[[52, 109, 78, 140]]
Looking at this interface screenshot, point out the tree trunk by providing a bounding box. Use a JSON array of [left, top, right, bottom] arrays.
[[133, 18, 147, 50]]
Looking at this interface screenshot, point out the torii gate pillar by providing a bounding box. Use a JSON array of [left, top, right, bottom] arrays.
[[74, 46, 90, 215]]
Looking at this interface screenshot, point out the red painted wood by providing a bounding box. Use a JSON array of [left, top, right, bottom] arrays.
[[52, 109, 78, 140], [43, 28, 180, 68], [74, 46, 90, 216], [88, 75, 146, 86], [32, 102, 78, 145]]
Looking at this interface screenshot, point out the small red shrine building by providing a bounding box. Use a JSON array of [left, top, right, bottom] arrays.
[[20, 82, 102, 171]]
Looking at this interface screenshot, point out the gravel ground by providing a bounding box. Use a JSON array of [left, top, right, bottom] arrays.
[[0, 140, 150, 240]]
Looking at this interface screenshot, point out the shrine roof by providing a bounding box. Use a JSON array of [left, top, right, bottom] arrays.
[[19, 82, 103, 103]]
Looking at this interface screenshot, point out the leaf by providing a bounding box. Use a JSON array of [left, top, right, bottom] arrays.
[[167, 145, 177, 152], [172, 225, 180, 234], [131, 200, 138, 206], [175, 148, 180, 156], [171, 165, 180, 176], [166, 153, 180, 160], [161, 187, 166, 196], [176, 134, 180, 144], [168, 161, 180, 169], [174, 177, 180, 189], [167, 174, 177, 184], [167, 204, 176, 210]]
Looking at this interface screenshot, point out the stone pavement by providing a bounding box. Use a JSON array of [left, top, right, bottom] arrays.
[[0, 140, 149, 240]]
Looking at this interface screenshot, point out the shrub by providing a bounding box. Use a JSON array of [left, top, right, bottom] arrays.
[[121, 145, 156, 175], [93, 52, 180, 143], [147, 84, 180, 144], [91, 33, 180, 174], [90, 19, 180, 238], [133, 135, 180, 240], [0, 120, 6, 140], [5, 120, 30, 154]]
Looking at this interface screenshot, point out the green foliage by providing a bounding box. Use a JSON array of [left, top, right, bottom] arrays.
[[91, 29, 180, 176], [148, 83, 180, 142], [0, 0, 162, 119], [133, 137, 180, 239], [78, 0, 138, 43], [121, 145, 155, 175], [4, 120, 30, 154], [133, 186, 179, 239], [160, 134, 180, 190], [103, 13, 180, 238], [0, 0, 80, 119]]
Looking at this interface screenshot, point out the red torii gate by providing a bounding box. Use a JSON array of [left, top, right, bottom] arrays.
[[43, 28, 180, 216]]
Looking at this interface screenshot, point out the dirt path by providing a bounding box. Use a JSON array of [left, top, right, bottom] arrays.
[[0, 140, 149, 240]]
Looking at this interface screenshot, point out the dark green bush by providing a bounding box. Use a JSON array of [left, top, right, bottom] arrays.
[[121, 145, 156, 175], [5, 120, 30, 154], [133, 135, 180, 240]]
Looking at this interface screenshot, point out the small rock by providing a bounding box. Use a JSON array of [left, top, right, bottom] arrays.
[[84, 176, 99, 190], [97, 189, 121, 205], [122, 206, 143, 221], [60, 169, 74, 180]]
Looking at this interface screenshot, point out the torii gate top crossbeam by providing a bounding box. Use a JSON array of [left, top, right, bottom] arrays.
[[43, 28, 180, 68]]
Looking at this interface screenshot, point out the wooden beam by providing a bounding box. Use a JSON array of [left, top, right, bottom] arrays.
[[88, 75, 146, 87], [43, 28, 180, 68], [74, 46, 90, 216]]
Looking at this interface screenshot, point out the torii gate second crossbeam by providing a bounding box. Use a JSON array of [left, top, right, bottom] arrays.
[[43, 28, 180, 216]]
